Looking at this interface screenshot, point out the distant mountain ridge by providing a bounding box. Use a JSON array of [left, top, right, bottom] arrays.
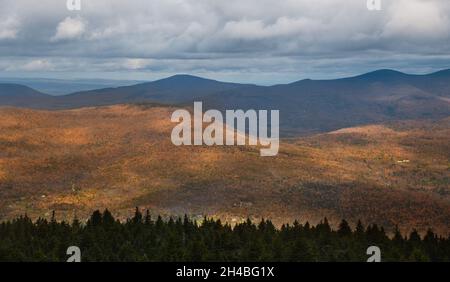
[[0, 83, 54, 108], [1, 69, 449, 136], [0, 78, 144, 96]]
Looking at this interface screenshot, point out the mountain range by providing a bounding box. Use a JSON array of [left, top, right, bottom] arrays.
[[0, 70, 449, 233], [1, 69, 449, 136], [0, 78, 144, 96]]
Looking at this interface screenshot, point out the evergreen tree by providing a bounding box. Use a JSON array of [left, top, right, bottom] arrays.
[[0, 211, 447, 262], [88, 210, 102, 226], [338, 219, 352, 236], [132, 207, 143, 224]]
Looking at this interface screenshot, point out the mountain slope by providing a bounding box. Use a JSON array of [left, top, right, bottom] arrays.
[[1, 70, 449, 136], [0, 84, 54, 108], [0, 105, 448, 233], [201, 69, 450, 135], [48, 74, 254, 108], [0, 78, 144, 96]]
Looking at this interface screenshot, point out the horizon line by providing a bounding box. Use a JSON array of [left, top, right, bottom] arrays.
[[1, 68, 449, 90]]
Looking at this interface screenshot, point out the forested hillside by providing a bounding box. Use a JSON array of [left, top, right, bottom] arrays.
[[0, 209, 448, 262]]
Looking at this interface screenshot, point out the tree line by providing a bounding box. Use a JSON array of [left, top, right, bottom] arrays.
[[0, 208, 448, 262]]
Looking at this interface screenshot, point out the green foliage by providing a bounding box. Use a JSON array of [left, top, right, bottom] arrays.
[[0, 209, 448, 262]]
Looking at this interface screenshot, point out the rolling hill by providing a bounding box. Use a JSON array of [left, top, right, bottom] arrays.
[[0, 104, 448, 234]]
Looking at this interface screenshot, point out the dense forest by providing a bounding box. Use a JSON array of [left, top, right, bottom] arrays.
[[0, 208, 448, 262]]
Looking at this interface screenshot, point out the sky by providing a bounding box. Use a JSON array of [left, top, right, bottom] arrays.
[[0, 0, 449, 85]]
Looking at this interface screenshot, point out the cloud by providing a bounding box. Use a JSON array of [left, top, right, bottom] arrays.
[[5, 59, 54, 71], [0, 17, 20, 39], [383, 0, 450, 40], [22, 59, 53, 71], [0, 0, 449, 83], [220, 17, 315, 40], [122, 59, 153, 70], [51, 16, 86, 41]]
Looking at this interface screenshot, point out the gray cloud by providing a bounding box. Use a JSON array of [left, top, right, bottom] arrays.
[[0, 0, 449, 84]]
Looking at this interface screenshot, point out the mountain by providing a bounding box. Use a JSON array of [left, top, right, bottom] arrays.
[[0, 83, 54, 108], [0, 105, 448, 233], [50, 74, 254, 108], [1, 70, 449, 136], [0, 78, 144, 95], [201, 69, 450, 135]]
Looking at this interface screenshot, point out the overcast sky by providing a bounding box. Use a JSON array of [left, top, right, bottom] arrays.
[[0, 0, 449, 84]]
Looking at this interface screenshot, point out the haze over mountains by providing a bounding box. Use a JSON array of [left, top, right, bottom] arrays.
[[0, 78, 144, 96], [0, 69, 449, 136]]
